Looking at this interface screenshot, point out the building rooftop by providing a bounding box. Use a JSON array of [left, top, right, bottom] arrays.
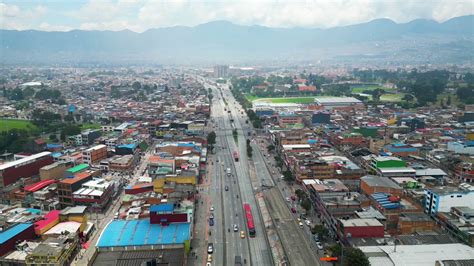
[[315, 97, 362, 104], [61, 172, 92, 184], [66, 163, 89, 173], [339, 218, 383, 227], [379, 167, 416, 174], [97, 219, 190, 248], [0, 223, 32, 245], [359, 243, 474, 266], [361, 175, 402, 190], [0, 152, 51, 171], [150, 203, 174, 213], [43, 221, 81, 236], [24, 179, 57, 193], [415, 168, 447, 177]]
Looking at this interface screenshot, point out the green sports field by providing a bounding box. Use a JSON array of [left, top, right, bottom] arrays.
[[0, 119, 37, 132]]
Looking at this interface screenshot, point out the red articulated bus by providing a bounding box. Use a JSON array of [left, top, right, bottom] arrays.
[[243, 203, 256, 237], [233, 151, 239, 162]]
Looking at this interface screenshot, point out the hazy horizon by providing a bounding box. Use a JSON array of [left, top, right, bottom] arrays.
[[1, 0, 473, 33]]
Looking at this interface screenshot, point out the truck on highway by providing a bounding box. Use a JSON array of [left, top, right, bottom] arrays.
[[234, 255, 242, 266], [233, 151, 239, 162]]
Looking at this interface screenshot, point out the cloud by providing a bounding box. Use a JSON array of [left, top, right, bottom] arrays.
[[1, 0, 473, 32], [0, 3, 48, 30]]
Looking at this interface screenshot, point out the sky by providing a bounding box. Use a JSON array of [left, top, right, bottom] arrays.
[[1, 0, 473, 32]]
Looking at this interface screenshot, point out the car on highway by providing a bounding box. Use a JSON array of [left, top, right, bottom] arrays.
[[316, 242, 324, 250], [225, 186, 229, 191], [233, 224, 239, 232], [240, 230, 246, 239], [207, 243, 214, 254], [207, 254, 213, 262]]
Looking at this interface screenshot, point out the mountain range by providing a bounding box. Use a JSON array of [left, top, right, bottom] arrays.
[[1, 15, 473, 65]]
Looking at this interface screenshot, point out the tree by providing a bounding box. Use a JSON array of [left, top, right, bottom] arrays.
[[283, 169, 295, 182], [60, 124, 81, 141], [9, 88, 24, 101], [207, 131, 216, 152], [64, 114, 75, 123], [344, 248, 370, 266], [328, 245, 370, 266], [311, 225, 329, 240], [371, 88, 385, 102], [301, 197, 311, 212], [295, 188, 304, 199], [446, 95, 452, 106], [402, 94, 414, 102], [247, 143, 253, 158], [110, 87, 121, 98], [49, 134, 58, 142], [22, 87, 35, 98], [132, 81, 142, 91]]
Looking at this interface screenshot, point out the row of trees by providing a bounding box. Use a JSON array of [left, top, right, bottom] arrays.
[[2, 87, 66, 104]]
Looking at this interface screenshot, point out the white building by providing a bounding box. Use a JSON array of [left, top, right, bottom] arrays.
[[424, 183, 474, 215], [359, 243, 474, 266], [314, 97, 363, 110], [447, 141, 474, 155]]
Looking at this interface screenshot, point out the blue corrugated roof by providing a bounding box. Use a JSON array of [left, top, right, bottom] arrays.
[[51, 152, 62, 158], [150, 204, 174, 213], [117, 143, 137, 149], [0, 223, 32, 245], [97, 219, 190, 247], [46, 143, 62, 149]]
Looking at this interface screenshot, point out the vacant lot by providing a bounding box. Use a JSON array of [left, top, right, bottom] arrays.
[[0, 119, 37, 132]]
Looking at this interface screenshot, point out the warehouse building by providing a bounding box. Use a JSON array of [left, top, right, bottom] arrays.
[[0, 152, 53, 188]]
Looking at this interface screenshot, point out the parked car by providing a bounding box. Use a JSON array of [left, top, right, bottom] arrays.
[[316, 242, 324, 250], [210, 206, 214, 211], [305, 220, 311, 226], [207, 243, 214, 254], [240, 231, 246, 238], [298, 221, 304, 228], [225, 186, 229, 191], [291, 207, 296, 213], [207, 254, 213, 262]]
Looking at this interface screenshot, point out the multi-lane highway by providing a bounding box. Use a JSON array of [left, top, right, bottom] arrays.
[[219, 81, 320, 266]]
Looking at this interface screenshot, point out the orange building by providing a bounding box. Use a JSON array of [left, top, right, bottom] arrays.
[[82, 144, 107, 165]]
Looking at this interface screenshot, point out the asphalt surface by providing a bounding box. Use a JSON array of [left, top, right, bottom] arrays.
[[220, 82, 321, 266], [218, 84, 273, 266]]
